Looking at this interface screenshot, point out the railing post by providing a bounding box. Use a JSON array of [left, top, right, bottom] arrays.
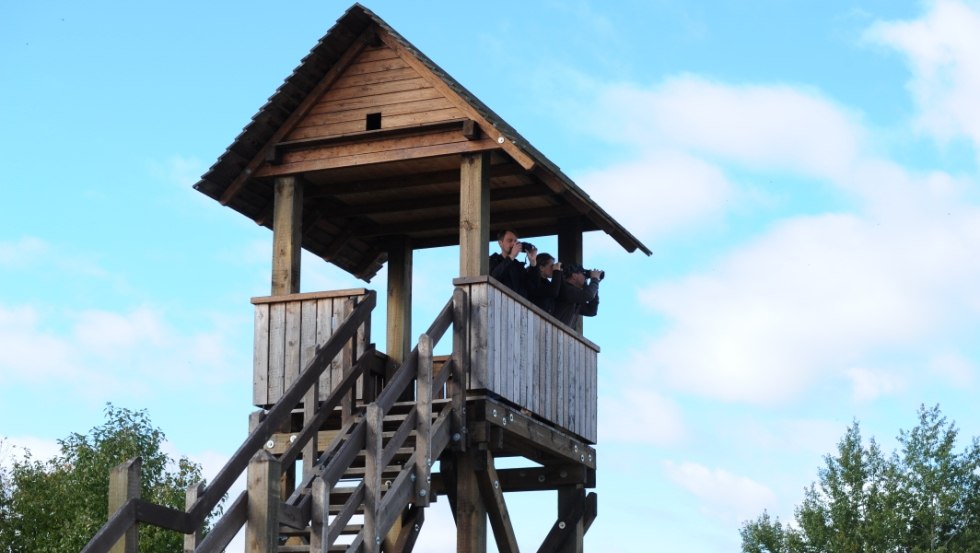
[[310, 477, 329, 552], [245, 450, 281, 553], [363, 403, 384, 553], [451, 287, 469, 451], [108, 457, 141, 553], [415, 333, 433, 507], [183, 481, 205, 553]]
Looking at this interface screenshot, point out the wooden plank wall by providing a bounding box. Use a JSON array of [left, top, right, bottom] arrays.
[[252, 290, 370, 407], [459, 279, 598, 443], [288, 45, 464, 140]]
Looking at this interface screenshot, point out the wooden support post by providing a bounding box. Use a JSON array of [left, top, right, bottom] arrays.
[[245, 450, 281, 553], [310, 477, 329, 551], [459, 152, 490, 278], [364, 404, 384, 553], [475, 450, 520, 553], [108, 457, 141, 553], [456, 449, 487, 553], [386, 237, 413, 365], [416, 334, 433, 507], [557, 217, 583, 333], [183, 481, 205, 553], [391, 505, 425, 553], [303, 377, 319, 483], [271, 175, 303, 295], [450, 287, 469, 451], [556, 486, 585, 553]]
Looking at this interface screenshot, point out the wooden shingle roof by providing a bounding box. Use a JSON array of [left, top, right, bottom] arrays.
[[194, 3, 650, 281]]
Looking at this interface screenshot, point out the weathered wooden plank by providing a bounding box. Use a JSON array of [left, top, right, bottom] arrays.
[[456, 449, 488, 553], [556, 331, 565, 430], [459, 151, 490, 278], [245, 451, 280, 553], [338, 54, 409, 78], [252, 304, 270, 406], [268, 302, 286, 403], [416, 334, 433, 507], [350, 45, 401, 63], [332, 65, 419, 89], [271, 176, 302, 295], [475, 451, 520, 553], [251, 288, 370, 304], [183, 481, 204, 553], [257, 136, 499, 178], [310, 477, 328, 552], [283, 301, 302, 392], [316, 76, 434, 103], [309, 87, 444, 115], [451, 287, 469, 449], [108, 458, 140, 553], [315, 298, 333, 401], [363, 404, 384, 553], [293, 96, 456, 130], [300, 299, 319, 479], [291, 108, 466, 139], [470, 273, 489, 390], [331, 298, 346, 408]]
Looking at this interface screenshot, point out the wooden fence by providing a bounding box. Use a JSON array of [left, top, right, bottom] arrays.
[[252, 289, 372, 406], [454, 276, 599, 443]]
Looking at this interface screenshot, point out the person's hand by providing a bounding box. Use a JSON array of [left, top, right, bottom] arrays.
[[527, 246, 538, 266], [553, 262, 563, 273], [510, 241, 523, 259], [589, 269, 602, 280]]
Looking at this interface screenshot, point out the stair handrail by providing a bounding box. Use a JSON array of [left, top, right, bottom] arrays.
[[79, 291, 377, 553]]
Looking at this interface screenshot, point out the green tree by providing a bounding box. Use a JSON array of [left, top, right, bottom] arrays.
[[740, 405, 980, 553], [0, 404, 214, 553]]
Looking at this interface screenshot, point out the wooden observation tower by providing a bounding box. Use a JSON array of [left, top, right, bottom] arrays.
[[82, 4, 649, 553]]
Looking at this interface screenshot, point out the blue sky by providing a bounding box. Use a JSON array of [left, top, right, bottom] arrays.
[[4, 1, 980, 551]]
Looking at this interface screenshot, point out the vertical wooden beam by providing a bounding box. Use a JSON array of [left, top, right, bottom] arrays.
[[364, 404, 384, 553], [386, 237, 413, 364], [557, 217, 583, 271], [245, 450, 281, 553], [459, 152, 490, 278], [108, 457, 141, 553], [415, 334, 433, 507], [183, 481, 205, 553], [456, 449, 487, 553], [556, 486, 585, 553], [450, 287, 469, 451], [557, 217, 584, 333], [310, 477, 329, 552], [271, 175, 303, 295]]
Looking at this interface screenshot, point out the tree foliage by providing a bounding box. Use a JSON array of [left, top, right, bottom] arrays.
[[741, 405, 980, 552], [0, 404, 212, 553]]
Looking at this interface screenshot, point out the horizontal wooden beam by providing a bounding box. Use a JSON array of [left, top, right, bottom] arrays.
[[303, 163, 524, 198], [470, 399, 596, 469], [335, 184, 548, 218], [359, 205, 581, 238], [270, 119, 475, 164]]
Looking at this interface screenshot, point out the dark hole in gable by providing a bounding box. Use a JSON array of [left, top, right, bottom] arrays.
[[366, 112, 382, 131]]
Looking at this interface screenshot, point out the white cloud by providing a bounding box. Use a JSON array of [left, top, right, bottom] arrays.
[[928, 352, 976, 387], [599, 388, 685, 445], [0, 236, 49, 267], [590, 76, 865, 181], [845, 366, 906, 402], [663, 460, 776, 526], [0, 302, 244, 396], [866, 0, 980, 155], [1, 435, 61, 466], [579, 150, 734, 242]]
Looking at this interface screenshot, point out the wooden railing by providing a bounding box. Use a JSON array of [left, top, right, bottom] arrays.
[[454, 276, 599, 443], [79, 291, 377, 553]]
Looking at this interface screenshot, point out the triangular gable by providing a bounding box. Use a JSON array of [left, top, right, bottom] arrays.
[[287, 44, 465, 141]]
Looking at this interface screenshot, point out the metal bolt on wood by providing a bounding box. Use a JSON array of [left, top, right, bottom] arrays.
[[265, 440, 275, 449], [559, 521, 566, 529], [289, 434, 297, 443], [538, 475, 546, 482], [419, 489, 427, 497]]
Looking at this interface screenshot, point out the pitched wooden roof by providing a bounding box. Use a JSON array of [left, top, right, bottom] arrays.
[[194, 3, 650, 281]]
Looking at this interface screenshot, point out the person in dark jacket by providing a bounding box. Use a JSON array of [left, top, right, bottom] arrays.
[[527, 253, 562, 314], [552, 263, 601, 329], [488, 229, 536, 298]]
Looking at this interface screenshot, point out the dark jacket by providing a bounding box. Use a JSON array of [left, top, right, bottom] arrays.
[[552, 279, 599, 329], [489, 253, 531, 298], [527, 266, 562, 314]]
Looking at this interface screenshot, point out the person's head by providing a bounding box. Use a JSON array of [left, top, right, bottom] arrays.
[[563, 263, 586, 288], [497, 229, 518, 256], [537, 253, 556, 278]]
